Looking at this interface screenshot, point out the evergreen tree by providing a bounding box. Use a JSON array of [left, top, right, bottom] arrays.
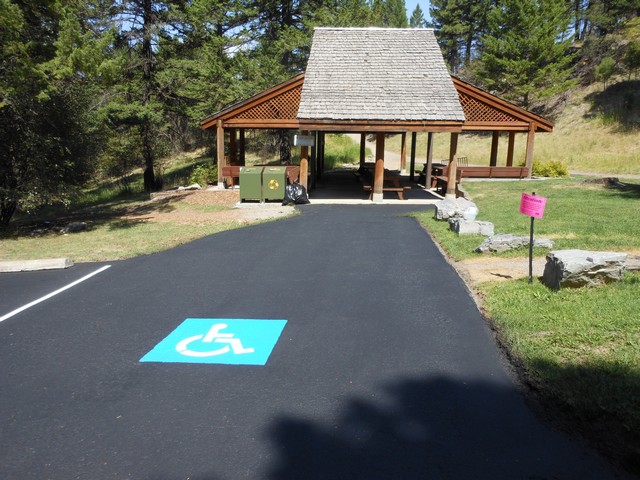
[[386, 0, 408, 27], [478, 0, 575, 108], [0, 0, 106, 226], [430, 0, 491, 72], [410, 4, 427, 28], [371, 0, 407, 27]]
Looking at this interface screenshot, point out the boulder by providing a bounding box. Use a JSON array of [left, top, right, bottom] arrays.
[[475, 234, 555, 253], [434, 197, 478, 221], [449, 218, 494, 236], [541, 249, 627, 290], [178, 183, 202, 191], [66, 221, 88, 233]]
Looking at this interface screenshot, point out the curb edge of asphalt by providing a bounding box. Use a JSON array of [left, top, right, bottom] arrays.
[[0, 258, 74, 273]]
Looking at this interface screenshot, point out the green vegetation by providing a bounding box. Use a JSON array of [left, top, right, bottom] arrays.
[[0, 218, 231, 262], [324, 134, 369, 170], [415, 178, 640, 471], [414, 178, 640, 261], [481, 273, 640, 469], [531, 159, 569, 178]]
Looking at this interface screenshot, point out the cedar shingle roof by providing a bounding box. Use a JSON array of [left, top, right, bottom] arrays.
[[297, 28, 465, 122]]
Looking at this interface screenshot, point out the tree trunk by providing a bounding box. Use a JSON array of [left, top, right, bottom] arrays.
[[0, 199, 17, 227], [141, 0, 159, 192]]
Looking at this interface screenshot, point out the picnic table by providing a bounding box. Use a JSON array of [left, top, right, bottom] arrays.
[[356, 168, 411, 200]]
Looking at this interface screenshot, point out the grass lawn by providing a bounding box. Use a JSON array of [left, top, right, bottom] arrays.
[[413, 177, 640, 261], [414, 177, 640, 473]]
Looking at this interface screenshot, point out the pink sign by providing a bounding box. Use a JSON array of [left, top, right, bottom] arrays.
[[520, 193, 547, 218]]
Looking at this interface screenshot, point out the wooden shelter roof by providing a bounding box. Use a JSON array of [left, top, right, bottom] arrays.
[[200, 27, 553, 134], [200, 72, 553, 133], [200, 74, 304, 130], [453, 77, 553, 132], [297, 28, 465, 128]]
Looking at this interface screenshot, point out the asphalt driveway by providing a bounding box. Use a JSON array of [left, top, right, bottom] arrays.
[[0, 205, 630, 479]]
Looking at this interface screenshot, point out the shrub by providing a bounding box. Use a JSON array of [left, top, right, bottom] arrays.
[[531, 160, 569, 177], [188, 164, 217, 186]]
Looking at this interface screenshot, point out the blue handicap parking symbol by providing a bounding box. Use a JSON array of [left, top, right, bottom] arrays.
[[140, 318, 287, 365]]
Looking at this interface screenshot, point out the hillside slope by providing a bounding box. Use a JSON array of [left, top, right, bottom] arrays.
[[384, 79, 640, 176]]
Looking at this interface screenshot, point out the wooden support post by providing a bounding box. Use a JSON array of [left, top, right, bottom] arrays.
[[360, 133, 366, 170], [310, 132, 317, 190], [216, 120, 225, 187], [446, 132, 459, 198], [426, 132, 434, 188], [299, 130, 309, 189], [239, 129, 246, 166], [373, 133, 385, 202], [318, 132, 325, 180], [229, 128, 237, 165], [490, 131, 499, 167], [506, 131, 515, 167], [410, 132, 417, 181], [400, 132, 407, 173], [525, 124, 536, 178]]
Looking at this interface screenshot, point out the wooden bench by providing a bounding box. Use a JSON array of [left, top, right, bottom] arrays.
[[221, 166, 242, 188], [221, 165, 300, 188], [357, 170, 411, 200], [434, 166, 530, 193], [459, 166, 529, 179], [362, 184, 412, 200]]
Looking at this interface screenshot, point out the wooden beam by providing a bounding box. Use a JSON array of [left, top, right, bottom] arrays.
[[425, 132, 434, 188], [310, 132, 317, 190], [216, 120, 225, 186], [490, 131, 499, 166], [318, 132, 325, 180], [400, 132, 407, 173], [446, 132, 459, 198], [229, 128, 237, 165], [360, 133, 366, 170], [298, 119, 464, 133], [374, 133, 385, 202], [525, 124, 536, 178], [239, 129, 246, 165], [410, 132, 417, 181], [299, 130, 309, 189], [506, 131, 515, 167]]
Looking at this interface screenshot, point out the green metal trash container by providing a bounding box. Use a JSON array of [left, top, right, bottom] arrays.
[[239, 166, 263, 202], [262, 166, 287, 201]]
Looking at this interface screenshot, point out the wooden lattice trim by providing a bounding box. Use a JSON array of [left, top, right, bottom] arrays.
[[234, 85, 302, 120], [458, 91, 521, 123]]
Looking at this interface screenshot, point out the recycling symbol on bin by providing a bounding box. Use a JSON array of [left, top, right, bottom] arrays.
[[269, 179, 279, 190]]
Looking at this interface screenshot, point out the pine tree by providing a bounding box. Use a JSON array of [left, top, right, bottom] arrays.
[[410, 4, 427, 28], [0, 0, 106, 226], [430, 0, 491, 72], [478, 0, 575, 108], [386, 0, 408, 27]]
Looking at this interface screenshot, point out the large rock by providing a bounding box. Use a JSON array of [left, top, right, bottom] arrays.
[[449, 218, 494, 236], [475, 234, 555, 253], [541, 249, 627, 289], [434, 197, 478, 221]]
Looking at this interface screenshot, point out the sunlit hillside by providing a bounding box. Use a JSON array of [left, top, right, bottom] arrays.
[[386, 78, 640, 176]]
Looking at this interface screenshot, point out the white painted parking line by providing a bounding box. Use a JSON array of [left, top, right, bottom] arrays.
[[0, 265, 111, 323]]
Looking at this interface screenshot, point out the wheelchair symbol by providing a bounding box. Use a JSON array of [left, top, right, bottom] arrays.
[[176, 323, 254, 358]]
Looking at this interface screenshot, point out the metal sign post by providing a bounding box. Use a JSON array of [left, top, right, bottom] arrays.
[[519, 192, 548, 284]]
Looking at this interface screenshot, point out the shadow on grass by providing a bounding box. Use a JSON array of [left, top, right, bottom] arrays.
[[585, 80, 640, 132], [526, 358, 640, 476], [265, 375, 632, 480], [2, 191, 199, 239], [584, 177, 640, 199]]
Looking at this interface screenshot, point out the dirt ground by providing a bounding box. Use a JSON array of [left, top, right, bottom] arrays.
[[138, 188, 296, 225]]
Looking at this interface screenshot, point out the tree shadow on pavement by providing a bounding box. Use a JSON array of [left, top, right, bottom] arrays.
[[266, 376, 633, 480]]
